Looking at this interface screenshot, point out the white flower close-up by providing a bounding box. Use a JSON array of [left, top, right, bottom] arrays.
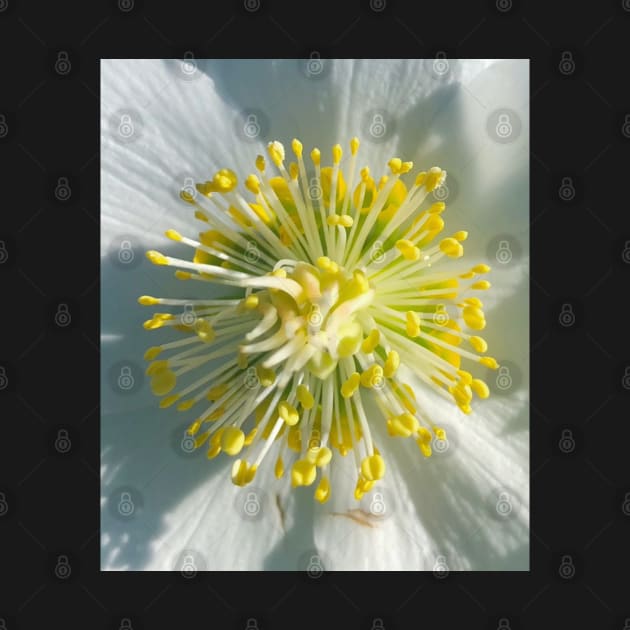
[[101, 58, 529, 571]]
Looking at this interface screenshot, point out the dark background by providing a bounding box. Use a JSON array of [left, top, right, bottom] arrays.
[[1, 0, 629, 628]]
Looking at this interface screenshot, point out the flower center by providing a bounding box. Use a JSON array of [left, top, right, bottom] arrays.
[[139, 137, 499, 502]]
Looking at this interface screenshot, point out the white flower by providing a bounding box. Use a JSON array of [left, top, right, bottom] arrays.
[[101, 59, 529, 571]]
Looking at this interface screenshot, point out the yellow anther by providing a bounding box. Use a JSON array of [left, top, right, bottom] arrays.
[[339, 214, 353, 227], [193, 432, 209, 449], [400, 161, 413, 173], [464, 297, 483, 308], [272, 268, 287, 279], [138, 295, 159, 306], [255, 155, 266, 172], [428, 201, 446, 214], [177, 399, 195, 412], [332, 144, 342, 164], [244, 428, 257, 446], [180, 189, 196, 204], [472, 263, 491, 274], [378, 175, 389, 189], [314, 476, 331, 503], [360, 364, 384, 388], [469, 335, 488, 353], [396, 239, 420, 261], [406, 311, 421, 338], [289, 162, 299, 180], [388, 157, 402, 174], [472, 280, 491, 290], [326, 215, 340, 226], [360, 453, 385, 481], [231, 459, 257, 486], [143, 346, 162, 361], [291, 459, 317, 487], [471, 378, 490, 399], [314, 446, 332, 467], [175, 270, 192, 280], [256, 364, 276, 387], [341, 372, 361, 398], [245, 174, 260, 195], [354, 477, 375, 500], [350, 137, 360, 155], [439, 238, 464, 258], [165, 229, 182, 241], [337, 333, 361, 358], [457, 370, 473, 385], [384, 350, 400, 378], [316, 255, 332, 270], [361, 329, 380, 354], [424, 167, 444, 192], [479, 356, 499, 370], [274, 456, 284, 479], [159, 394, 180, 408], [297, 384, 314, 410], [146, 250, 168, 265], [194, 210, 208, 223], [459, 271, 475, 279], [463, 305, 486, 330], [434, 427, 446, 441], [387, 412, 419, 438], [417, 439, 432, 458], [206, 406, 224, 421], [360, 166, 371, 182], [424, 214, 444, 232], [195, 319, 215, 343], [150, 369, 176, 396], [291, 138, 303, 158], [451, 383, 472, 407], [267, 140, 285, 166], [187, 419, 202, 436], [278, 401, 300, 426], [244, 295, 259, 310], [146, 360, 168, 375], [310, 147, 321, 166], [221, 426, 245, 455], [353, 270, 369, 293], [207, 168, 238, 193], [207, 383, 228, 401], [414, 171, 427, 186], [453, 230, 468, 241]]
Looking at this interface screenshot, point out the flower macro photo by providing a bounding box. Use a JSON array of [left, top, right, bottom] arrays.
[[101, 58, 529, 571]]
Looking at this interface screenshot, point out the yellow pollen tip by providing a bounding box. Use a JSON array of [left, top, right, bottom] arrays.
[[274, 456, 284, 479], [150, 369, 177, 396], [360, 453, 385, 481], [291, 459, 317, 487], [289, 162, 299, 180], [138, 295, 159, 306], [165, 229, 182, 242], [279, 401, 300, 426], [384, 350, 400, 378], [415, 171, 427, 186], [310, 148, 321, 166], [339, 214, 353, 227], [471, 378, 490, 399], [243, 295, 259, 310], [428, 201, 446, 214], [231, 459, 257, 486], [267, 141, 285, 166], [332, 144, 342, 164], [177, 399, 195, 412], [207, 383, 228, 401], [350, 137, 360, 155], [341, 372, 361, 398], [361, 329, 380, 354], [387, 412, 419, 438], [326, 215, 339, 226], [472, 263, 491, 274], [396, 239, 420, 261], [360, 166, 371, 182], [146, 250, 168, 265], [400, 161, 413, 173], [457, 370, 473, 385], [221, 426, 245, 455], [256, 364, 276, 387], [291, 138, 303, 158], [479, 356, 499, 370], [469, 335, 488, 353], [406, 311, 421, 338], [463, 305, 486, 330], [424, 167, 445, 192], [175, 270, 192, 280], [315, 476, 331, 503], [255, 155, 266, 172], [360, 364, 383, 388], [159, 394, 180, 408], [439, 238, 464, 258], [245, 174, 260, 195], [195, 320, 215, 343], [425, 214, 444, 232], [453, 230, 468, 242], [472, 280, 491, 290], [208, 168, 238, 193], [388, 157, 402, 174], [297, 384, 314, 410], [143, 346, 162, 361]]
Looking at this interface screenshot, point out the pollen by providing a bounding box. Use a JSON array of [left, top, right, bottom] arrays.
[[141, 138, 497, 501]]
